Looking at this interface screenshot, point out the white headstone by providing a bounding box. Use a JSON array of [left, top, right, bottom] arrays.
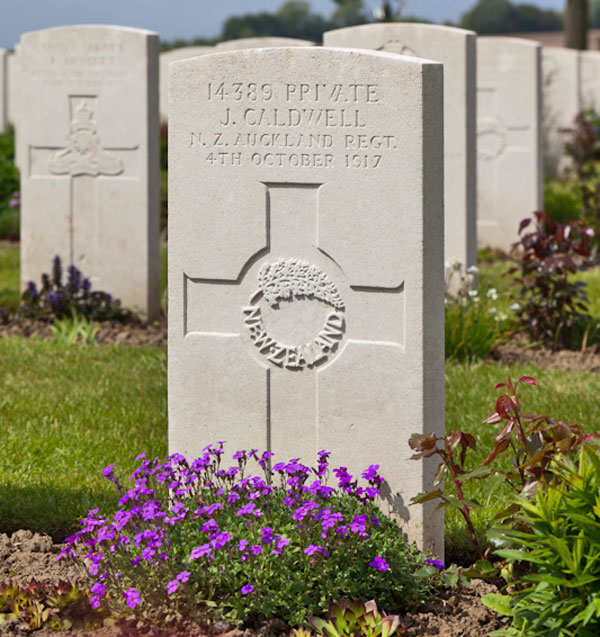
[[17, 25, 160, 320], [215, 37, 315, 51], [324, 23, 477, 274], [6, 51, 16, 127], [477, 37, 543, 251], [0, 48, 7, 133], [581, 51, 600, 110], [543, 47, 581, 173], [160, 47, 213, 122], [168, 47, 445, 553]]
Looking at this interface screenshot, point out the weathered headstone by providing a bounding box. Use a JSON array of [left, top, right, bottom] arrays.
[[580, 50, 600, 110], [168, 47, 445, 553], [324, 23, 477, 274], [17, 26, 160, 320], [215, 37, 315, 51], [477, 37, 542, 251], [0, 48, 7, 133], [542, 47, 580, 173], [160, 47, 213, 122]]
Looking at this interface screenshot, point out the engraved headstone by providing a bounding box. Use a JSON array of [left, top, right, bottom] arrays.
[[160, 47, 213, 122], [324, 23, 477, 275], [581, 51, 600, 110], [215, 37, 315, 51], [477, 37, 542, 251], [0, 48, 7, 133], [168, 48, 445, 553], [17, 26, 160, 320], [542, 48, 581, 173]]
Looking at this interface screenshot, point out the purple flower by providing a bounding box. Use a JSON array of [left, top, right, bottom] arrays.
[[91, 582, 106, 596], [89, 595, 101, 609], [426, 558, 445, 570], [122, 587, 141, 608], [166, 579, 179, 595], [190, 544, 212, 559], [304, 544, 323, 556], [369, 556, 390, 572], [241, 584, 254, 595], [177, 570, 191, 583]]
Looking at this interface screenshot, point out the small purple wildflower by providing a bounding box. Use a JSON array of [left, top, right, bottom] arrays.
[[369, 556, 390, 572], [426, 558, 445, 570], [122, 587, 141, 608], [241, 584, 254, 595]]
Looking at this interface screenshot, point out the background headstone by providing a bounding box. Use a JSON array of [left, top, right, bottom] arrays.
[[17, 25, 160, 320], [0, 48, 7, 133], [215, 37, 315, 51], [580, 50, 600, 110], [159, 46, 213, 122], [477, 37, 543, 251], [542, 47, 581, 174], [324, 23, 477, 276], [168, 47, 445, 553]]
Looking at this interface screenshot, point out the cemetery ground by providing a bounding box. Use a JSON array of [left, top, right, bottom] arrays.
[[1, 242, 600, 635]]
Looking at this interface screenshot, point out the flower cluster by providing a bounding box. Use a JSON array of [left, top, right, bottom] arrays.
[[20, 255, 127, 321], [59, 445, 436, 628]]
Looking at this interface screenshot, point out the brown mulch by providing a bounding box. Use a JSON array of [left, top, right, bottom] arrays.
[[491, 332, 600, 372], [0, 317, 167, 347], [0, 531, 504, 637]]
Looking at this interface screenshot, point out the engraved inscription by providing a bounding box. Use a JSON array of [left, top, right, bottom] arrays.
[[243, 258, 346, 370], [377, 41, 419, 57], [190, 80, 397, 170], [477, 117, 507, 161]]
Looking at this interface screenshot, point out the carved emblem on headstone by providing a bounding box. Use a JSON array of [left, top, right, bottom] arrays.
[[49, 100, 124, 177], [477, 117, 507, 161], [243, 258, 345, 370], [377, 41, 418, 57]]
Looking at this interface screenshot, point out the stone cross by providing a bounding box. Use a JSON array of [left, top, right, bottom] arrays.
[[168, 48, 445, 554], [29, 97, 139, 278]]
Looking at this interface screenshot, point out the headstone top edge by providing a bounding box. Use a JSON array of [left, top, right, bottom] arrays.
[[215, 37, 316, 50], [19, 24, 159, 42], [477, 36, 542, 49], [324, 22, 476, 39], [169, 45, 444, 72]]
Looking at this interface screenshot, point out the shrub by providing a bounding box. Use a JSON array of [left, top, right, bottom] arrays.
[[507, 211, 595, 349], [445, 263, 507, 362], [59, 445, 437, 629], [410, 374, 594, 561], [543, 180, 582, 225], [484, 443, 600, 637], [0, 191, 20, 241], [0, 129, 20, 241], [21, 255, 128, 322]]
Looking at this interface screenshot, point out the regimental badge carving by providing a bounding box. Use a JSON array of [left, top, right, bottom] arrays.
[[243, 258, 346, 370], [49, 100, 124, 177], [477, 117, 507, 161], [377, 41, 419, 57]]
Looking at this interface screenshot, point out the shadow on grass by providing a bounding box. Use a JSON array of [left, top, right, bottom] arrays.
[[0, 484, 122, 542]]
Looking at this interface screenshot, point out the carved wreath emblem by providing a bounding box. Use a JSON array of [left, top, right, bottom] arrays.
[[243, 258, 346, 370]]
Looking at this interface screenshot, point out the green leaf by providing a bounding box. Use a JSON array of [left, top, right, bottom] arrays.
[[482, 594, 514, 617], [460, 466, 492, 481], [410, 489, 443, 505]]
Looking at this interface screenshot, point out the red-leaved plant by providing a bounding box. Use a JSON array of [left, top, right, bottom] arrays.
[[507, 211, 595, 349], [409, 375, 595, 561]]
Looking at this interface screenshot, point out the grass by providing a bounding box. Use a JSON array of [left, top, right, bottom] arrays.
[[0, 337, 167, 539]]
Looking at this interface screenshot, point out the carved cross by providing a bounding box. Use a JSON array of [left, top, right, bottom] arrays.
[[184, 182, 404, 461], [29, 96, 140, 275]]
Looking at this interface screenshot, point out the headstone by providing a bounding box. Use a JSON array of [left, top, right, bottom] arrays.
[[0, 48, 7, 133], [17, 25, 160, 320], [580, 51, 600, 110], [160, 47, 213, 122], [477, 37, 543, 251], [6, 51, 16, 127], [215, 37, 315, 51], [168, 47, 445, 553], [542, 47, 580, 173], [324, 23, 477, 275]]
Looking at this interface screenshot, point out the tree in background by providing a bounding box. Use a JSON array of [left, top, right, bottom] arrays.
[[329, 0, 369, 27], [460, 0, 562, 33], [565, 0, 588, 48]]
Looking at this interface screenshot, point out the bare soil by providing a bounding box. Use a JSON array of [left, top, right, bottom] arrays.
[[492, 333, 600, 372], [0, 531, 503, 637], [0, 317, 167, 347]]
